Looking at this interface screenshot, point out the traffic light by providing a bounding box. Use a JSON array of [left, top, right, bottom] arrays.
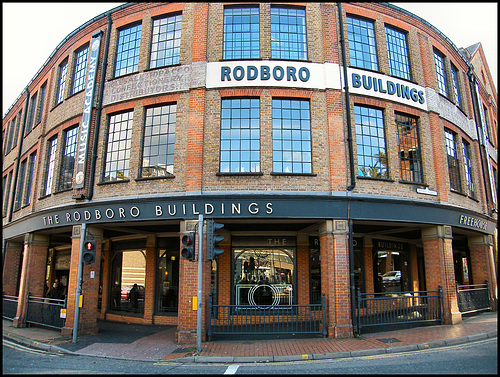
[[82, 240, 96, 263], [181, 232, 196, 261], [206, 219, 224, 260]]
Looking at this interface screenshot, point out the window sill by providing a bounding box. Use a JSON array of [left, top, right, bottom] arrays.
[[97, 179, 130, 186], [216, 172, 264, 177], [135, 175, 175, 181], [357, 175, 394, 182], [270, 172, 317, 177]]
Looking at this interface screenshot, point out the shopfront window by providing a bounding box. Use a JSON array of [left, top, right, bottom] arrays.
[[232, 237, 295, 309], [109, 248, 146, 314], [157, 239, 179, 314], [373, 240, 410, 293]]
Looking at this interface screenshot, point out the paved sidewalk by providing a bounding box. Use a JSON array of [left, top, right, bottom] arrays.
[[3, 312, 497, 363]]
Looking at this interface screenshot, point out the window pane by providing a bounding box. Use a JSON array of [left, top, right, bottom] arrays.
[[150, 14, 182, 68], [220, 98, 260, 173], [115, 24, 142, 77], [45, 137, 58, 196], [396, 113, 422, 183], [271, 7, 307, 61], [385, 26, 411, 80], [142, 104, 177, 177], [56, 61, 68, 104], [59, 126, 79, 190], [434, 50, 448, 97], [72, 46, 89, 94], [445, 129, 461, 191], [347, 16, 378, 70], [104, 112, 133, 182], [355, 105, 388, 178], [462, 140, 474, 198], [272, 99, 312, 173], [223, 6, 260, 60]]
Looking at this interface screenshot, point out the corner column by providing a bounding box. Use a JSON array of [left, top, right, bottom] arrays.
[[13, 234, 49, 327], [422, 225, 461, 324], [320, 220, 353, 338], [468, 235, 497, 311]]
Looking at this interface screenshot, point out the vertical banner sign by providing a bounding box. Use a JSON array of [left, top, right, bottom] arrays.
[[74, 32, 102, 189]]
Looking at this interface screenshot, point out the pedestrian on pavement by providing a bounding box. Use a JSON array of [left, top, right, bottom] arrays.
[[128, 283, 139, 313]]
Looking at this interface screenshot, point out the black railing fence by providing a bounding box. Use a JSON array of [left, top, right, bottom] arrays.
[[456, 281, 491, 314], [25, 292, 67, 330], [2, 293, 19, 320], [208, 293, 327, 340], [356, 287, 443, 334]]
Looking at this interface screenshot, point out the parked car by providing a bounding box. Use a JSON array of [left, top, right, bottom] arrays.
[[121, 285, 145, 299], [382, 271, 401, 282]]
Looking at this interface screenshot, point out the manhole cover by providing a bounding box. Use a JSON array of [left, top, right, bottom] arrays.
[[377, 338, 402, 343]]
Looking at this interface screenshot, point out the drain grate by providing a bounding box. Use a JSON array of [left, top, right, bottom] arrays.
[[377, 338, 402, 344]]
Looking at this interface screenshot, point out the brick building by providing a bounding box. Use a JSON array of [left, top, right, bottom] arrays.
[[2, 3, 497, 343]]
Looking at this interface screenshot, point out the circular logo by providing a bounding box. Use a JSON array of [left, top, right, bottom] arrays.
[[247, 284, 279, 309], [92, 39, 100, 51], [75, 171, 84, 185]]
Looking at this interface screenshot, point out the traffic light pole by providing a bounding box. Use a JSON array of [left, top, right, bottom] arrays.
[[73, 222, 86, 343], [196, 214, 203, 354]]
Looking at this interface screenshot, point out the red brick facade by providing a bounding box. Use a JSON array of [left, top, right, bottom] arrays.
[[2, 3, 497, 343]]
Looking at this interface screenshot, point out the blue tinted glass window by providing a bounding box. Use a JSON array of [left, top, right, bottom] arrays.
[[45, 137, 57, 196], [150, 14, 182, 68], [385, 26, 411, 80], [346, 16, 378, 71], [220, 98, 260, 173], [355, 105, 388, 178], [271, 7, 307, 60], [272, 99, 312, 174], [434, 50, 448, 97], [115, 24, 142, 77], [223, 6, 260, 60]]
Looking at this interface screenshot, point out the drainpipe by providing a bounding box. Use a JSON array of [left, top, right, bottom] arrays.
[[8, 88, 30, 223], [86, 11, 112, 200], [338, 2, 357, 334], [467, 68, 491, 214], [338, 3, 356, 192]]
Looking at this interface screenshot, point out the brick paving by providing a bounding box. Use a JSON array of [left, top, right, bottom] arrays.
[[3, 312, 497, 362]]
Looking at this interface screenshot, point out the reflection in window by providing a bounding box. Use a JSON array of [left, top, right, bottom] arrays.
[[142, 104, 177, 177], [220, 98, 260, 173], [346, 16, 378, 71], [272, 99, 312, 174], [374, 250, 409, 293], [385, 26, 411, 80], [59, 126, 79, 191], [434, 50, 448, 97], [271, 6, 307, 60], [223, 6, 260, 60], [104, 112, 133, 182], [110, 250, 146, 314], [150, 14, 182, 68], [445, 129, 461, 192], [115, 24, 142, 77], [355, 105, 388, 179], [157, 248, 179, 313], [396, 113, 422, 183], [233, 248, 294, 308]]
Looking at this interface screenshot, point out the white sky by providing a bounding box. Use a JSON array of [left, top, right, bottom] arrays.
[[2, 2, 498, 117]]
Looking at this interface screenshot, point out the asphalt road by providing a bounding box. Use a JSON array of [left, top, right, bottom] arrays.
[[3, 336, 497, 374]]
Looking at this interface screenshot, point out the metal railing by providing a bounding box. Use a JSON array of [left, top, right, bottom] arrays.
[[25, 292, 67, 330], [356, 287, 443, 335], [2, 293, 19, 320], [456, 281, 491, 314], [208, 293, 327, 340]]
